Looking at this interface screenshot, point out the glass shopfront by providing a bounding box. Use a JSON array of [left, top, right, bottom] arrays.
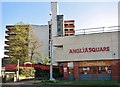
[[79, 61, 112, 80]]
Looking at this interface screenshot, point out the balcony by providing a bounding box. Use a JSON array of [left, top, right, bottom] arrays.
[[5, 31, 11, 35], [3, 57, 12, 60], [65, 30, 75, 34], [5, 36, 10, 40], [6, 25, 15, 29], [64, 20, 74, 23], [4, 51, 16, 56], [5, 41, 11, 45], [5, 35, 16, 40], [4, 46, 11, 50], [64, 25, 75, 28], [5, 29, 16, 35]]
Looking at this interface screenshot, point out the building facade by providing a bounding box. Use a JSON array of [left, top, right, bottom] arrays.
[[64, 20, 75, 36], [4, 25, 29, 64], [3, 2, 120, 81], [53, 30, 120, 80]]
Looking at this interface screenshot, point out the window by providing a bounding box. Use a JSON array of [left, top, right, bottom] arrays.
[[98, 66, 111, 74], [65, 29, 68, 31], [64, 24, 68, 26], [70, 29, 74, 31], [70, 34, 74, 36], [80, 67, 91, 74], [69, 24, 74, 26], [58, 28, 61, 32], [65, 34, 68, 36]]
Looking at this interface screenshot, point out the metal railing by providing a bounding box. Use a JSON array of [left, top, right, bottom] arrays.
[[75, 26, 120, 35]]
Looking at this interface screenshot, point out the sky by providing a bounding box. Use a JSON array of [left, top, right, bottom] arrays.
[[0, 0, 119, 62]]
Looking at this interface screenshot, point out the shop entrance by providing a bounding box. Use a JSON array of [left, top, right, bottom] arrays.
[[68, 68, 74, 80], [91, 66, 98, 80], [79, 66, 111, 80], [68, 62, 74, 80]]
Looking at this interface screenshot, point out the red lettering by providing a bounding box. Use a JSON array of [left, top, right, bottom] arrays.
[[69, 49, 73, 54], [82, 48, 85, 53], [100, 47, 104, 51], [103, 47, 106, 51], [80, 49, 83, 53], [92, 48, 96, 52], [76, 49, 80, 53], [95, 48, 99, 52], [69, 46, 110, 54], [89, 48, 92, 52], [73, 49, 76, 53], [84, 48, 88, 53], [106, 47, 110, 51]]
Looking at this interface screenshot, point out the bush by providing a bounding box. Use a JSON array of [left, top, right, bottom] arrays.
[[19, 67, 35, 77]]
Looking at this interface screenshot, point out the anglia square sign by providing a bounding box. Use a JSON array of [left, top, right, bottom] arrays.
[[69, 46, 110, 54]]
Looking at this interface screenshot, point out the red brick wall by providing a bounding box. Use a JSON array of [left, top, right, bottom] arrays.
[[119, 60, 120, 80], [74, 62, 79, 80], [111, 59, 120, 80], [63, 62, 68, 79]]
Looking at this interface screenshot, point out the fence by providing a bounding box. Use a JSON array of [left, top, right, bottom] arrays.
[[75, 26, 120, 35]]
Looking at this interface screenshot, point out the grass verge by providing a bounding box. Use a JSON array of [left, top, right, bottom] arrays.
[[34, 80, 120, 86]]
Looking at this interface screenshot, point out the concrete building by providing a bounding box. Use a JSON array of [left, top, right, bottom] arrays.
[[4, 25, 49, 64], [53, 27, 120, 80], [4, 2, 120, 81], [4, 25, 29, 64]]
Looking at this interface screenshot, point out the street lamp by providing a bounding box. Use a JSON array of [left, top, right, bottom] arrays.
[[49, 13, 55, 81]]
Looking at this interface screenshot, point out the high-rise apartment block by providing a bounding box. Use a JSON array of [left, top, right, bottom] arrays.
[[4, 25, 29, 64]]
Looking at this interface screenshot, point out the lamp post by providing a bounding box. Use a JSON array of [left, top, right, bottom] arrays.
[[50, 33, 55, 81], [49, 15, 55, 81]]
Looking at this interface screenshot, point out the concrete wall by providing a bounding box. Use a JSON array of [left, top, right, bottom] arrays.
[[51, 2, 58, 37], [30, 25, 49, 63], [54, 32, 119, 62]]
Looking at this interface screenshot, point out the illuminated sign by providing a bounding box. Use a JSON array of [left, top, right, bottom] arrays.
[[69, 47, 110, 54]]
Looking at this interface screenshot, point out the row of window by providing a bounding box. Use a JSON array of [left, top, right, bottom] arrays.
[[80, 66, 111, 74], [64, 24, 74, 26], [65, 29, 74, 31], [65, 34, 74, 36]]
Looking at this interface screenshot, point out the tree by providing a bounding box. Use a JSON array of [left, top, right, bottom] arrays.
[[9, 22, 29, 64], [8, 22, 49, 65]]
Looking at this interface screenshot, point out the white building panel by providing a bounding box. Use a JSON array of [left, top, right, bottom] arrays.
[[30, 25, 49, 62], [53, 32, 119, 63], [51, 2, 58, 37]]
